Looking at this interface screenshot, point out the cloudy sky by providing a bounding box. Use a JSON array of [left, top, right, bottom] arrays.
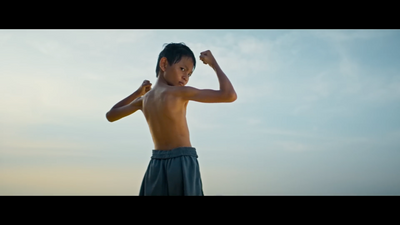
[[1, 29, 400, 195]]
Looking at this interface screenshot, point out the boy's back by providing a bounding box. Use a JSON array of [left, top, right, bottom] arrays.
[[142, 81, 192, 150], [106, 43, 236, 195]]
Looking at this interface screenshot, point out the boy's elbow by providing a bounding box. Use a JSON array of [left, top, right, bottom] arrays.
[[223, 91, 237, 102], [230, 92, 237, 102], [106, 112, 116, 122]]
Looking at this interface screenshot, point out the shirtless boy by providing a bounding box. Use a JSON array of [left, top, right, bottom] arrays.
[[106, 43, 237, 196]]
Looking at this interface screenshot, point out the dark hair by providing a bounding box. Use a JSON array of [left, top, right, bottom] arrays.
[[156, 42, 196, 77]]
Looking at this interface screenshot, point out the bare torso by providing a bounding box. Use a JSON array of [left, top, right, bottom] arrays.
[[142, 83, 191, 150]]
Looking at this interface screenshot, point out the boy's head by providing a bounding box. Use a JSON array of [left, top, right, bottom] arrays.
[[156, 42, 196, 78]]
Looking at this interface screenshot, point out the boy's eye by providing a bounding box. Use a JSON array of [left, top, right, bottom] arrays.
[[181, 67, 185, 71]]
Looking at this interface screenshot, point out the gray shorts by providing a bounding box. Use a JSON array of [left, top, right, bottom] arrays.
[[139, 147, 204, 196]]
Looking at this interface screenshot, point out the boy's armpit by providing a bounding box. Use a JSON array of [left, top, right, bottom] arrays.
[[179, 86, 236, 103]]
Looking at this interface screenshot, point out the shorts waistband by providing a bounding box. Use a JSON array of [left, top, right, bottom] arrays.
[[151, 147, 197, 159]]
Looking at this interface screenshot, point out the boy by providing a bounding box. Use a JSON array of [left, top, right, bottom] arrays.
[[106, 43, 237, 196]]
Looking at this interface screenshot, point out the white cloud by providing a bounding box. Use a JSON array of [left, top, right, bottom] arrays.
[[292, 104, 312, 116], [189, 31, 280, 77], [312, 30, 390, 43], [246, 118, 262, 126], [13, 30, 154, 63], [0, 135, 93, 157], [237, 36, 271, 55], [335, 54, 400, 104], [259, 127, 319, 139], [0, 32, 12, 46], [273, 140, 311, 152], [114, 30, 154, 43], [27, 39, 74, 59], [360, 75, 400, 102], [1, 76, 96, 123]]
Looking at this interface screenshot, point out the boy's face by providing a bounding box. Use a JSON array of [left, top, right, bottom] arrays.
[[162, 56, 194, 86]]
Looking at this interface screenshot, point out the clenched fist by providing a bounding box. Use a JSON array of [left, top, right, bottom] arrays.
[[138, 80, 152, 96], [199, 50, 218, 68]]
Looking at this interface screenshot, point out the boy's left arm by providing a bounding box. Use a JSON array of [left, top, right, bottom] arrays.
[[106, 80, 151, 122], [106, 96, 143, 122]]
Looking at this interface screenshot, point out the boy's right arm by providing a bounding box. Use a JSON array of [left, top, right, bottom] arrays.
[[106, 80, 151, 122]]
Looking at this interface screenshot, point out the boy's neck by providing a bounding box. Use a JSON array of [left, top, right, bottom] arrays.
[[156, 74, 172, 87]]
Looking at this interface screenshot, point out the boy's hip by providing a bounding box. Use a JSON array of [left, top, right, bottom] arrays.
[[151, 146, 197, 159], [140, 146, 203, 196]]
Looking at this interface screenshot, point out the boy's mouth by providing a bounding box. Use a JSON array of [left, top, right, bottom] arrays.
[[178, 81, 185, 86]]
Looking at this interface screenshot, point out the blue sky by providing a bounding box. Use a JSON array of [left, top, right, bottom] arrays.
[[1, 29, 400, 195]]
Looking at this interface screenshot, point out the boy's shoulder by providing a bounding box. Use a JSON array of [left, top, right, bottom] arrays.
[[151, 84, 200, 102], [168, 85, 200, 100], [156, 85, 194, 95]]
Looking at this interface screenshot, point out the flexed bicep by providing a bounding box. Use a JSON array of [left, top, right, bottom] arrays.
[[180, 86, 236, 103]]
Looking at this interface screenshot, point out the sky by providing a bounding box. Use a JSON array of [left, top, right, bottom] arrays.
[[1, 29, 400, 195]]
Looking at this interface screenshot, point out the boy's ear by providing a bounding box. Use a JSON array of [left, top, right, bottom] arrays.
[[160, 57, 168, 72]]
